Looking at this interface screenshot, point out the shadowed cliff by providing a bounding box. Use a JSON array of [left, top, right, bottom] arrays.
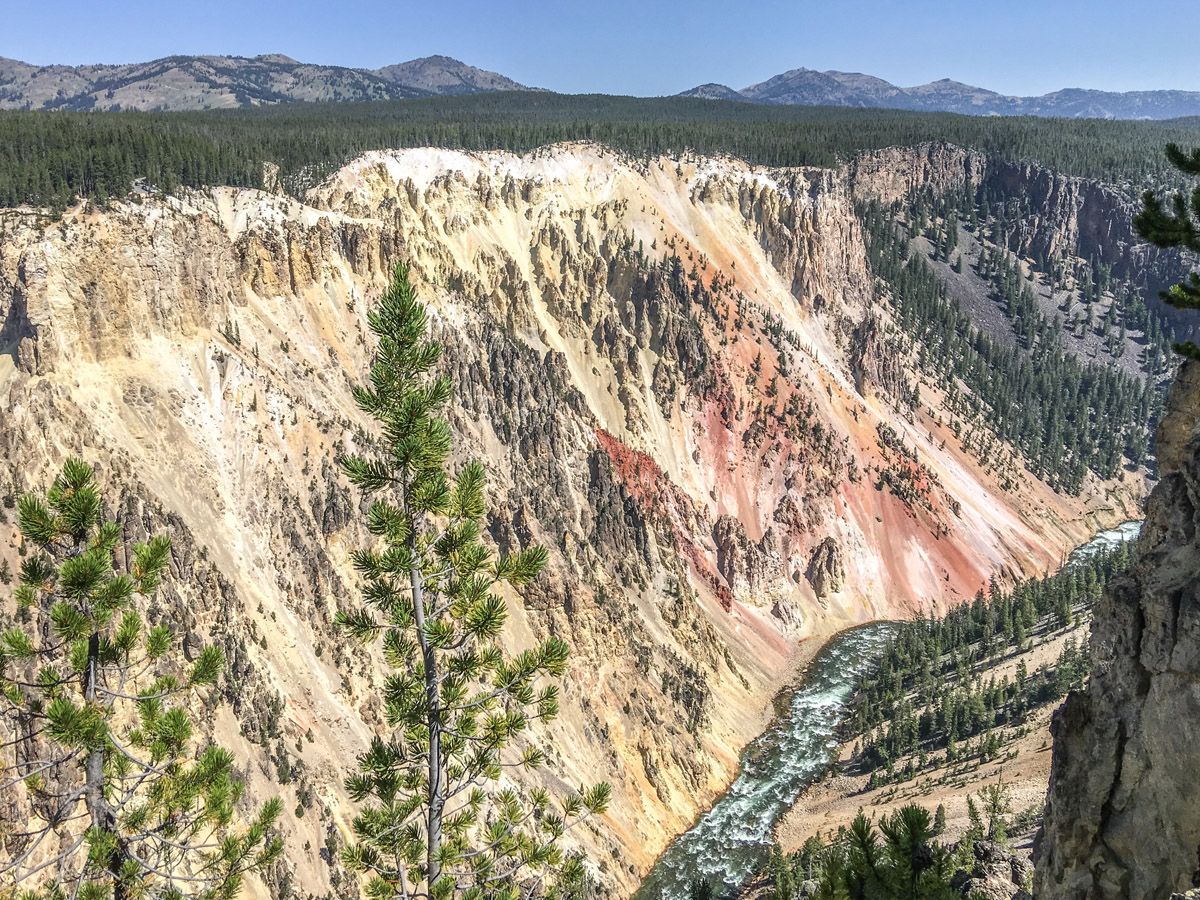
[[1036, 360, 1200, 898]]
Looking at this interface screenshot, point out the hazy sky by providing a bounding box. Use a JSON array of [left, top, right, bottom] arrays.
[[4, 0, 1198, 96]]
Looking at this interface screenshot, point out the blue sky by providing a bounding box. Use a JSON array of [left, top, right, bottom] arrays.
[[4, 0, 1198, 96]]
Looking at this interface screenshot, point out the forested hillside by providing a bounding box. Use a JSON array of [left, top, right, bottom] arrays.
[[859, 199, 1163, 493], [847, 542, 1133, 778], [2, 94, 1200, 208]]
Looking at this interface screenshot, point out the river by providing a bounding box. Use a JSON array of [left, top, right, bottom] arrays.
[[633, 623, 899, 900], [634, 521, 1142, 900]]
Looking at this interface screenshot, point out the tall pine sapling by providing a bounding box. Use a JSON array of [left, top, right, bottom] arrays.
[[1134, 143, 1200, 359], [336, 263, 609, 900], [978, 782, 1012, 847], [0, 459, 282, 899]]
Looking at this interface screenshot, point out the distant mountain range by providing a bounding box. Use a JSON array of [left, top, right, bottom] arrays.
[[678, 68, 1200, 120], [2, 53, 1198, 119], [0, 53, 530, 111]]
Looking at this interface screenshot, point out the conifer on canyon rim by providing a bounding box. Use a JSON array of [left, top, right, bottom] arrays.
[[336, 262, 610, 899], [0, 459, 282, 899], [1135, 142, 1200, 359]]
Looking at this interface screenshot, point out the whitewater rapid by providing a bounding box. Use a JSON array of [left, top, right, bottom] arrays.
[[634, 623, 898, 899]]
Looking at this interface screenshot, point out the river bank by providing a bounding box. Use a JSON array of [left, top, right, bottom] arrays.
[[635, 521, 1142, 898], [774, 519, 1142, 855], [774, 615, 1089, 854]]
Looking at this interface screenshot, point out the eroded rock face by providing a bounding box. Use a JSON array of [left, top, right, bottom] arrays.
[[712, 515, 787, 601], [984, 159, 1174, 289], [844, 143, 1189, 326], [843, 143, 986, 206], [805, 537, 845, 598], [0, 144, 1144, 895], [1035, 360, 1200, 900]]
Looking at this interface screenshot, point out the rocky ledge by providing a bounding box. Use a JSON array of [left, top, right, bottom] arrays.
[[1035, 359, 1200, 899]]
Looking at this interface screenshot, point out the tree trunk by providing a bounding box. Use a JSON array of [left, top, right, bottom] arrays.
[[84, 631, 125, 900], [410, 540, 443, 887]]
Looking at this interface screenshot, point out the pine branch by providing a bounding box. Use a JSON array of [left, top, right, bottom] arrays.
[[0, 749, 80, 792], [0, 803, 88, 878]]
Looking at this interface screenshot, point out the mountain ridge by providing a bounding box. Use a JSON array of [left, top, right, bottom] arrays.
[[2, 51, 1198, 117], [375, 53, 528, 94], [0, 52, 530, 110], [679, 67, 1200, 120]]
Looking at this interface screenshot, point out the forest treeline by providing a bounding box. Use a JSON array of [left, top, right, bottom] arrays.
[[2, 92, 1200, 208]]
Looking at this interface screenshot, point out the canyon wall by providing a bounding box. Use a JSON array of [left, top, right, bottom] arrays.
[[845, 142, 1188, 303], [0, 144, 1143, 896], [1036, 359, 1200, 900]]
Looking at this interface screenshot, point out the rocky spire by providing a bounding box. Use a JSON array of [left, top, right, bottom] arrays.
[[1035, 360, 1200, 899]]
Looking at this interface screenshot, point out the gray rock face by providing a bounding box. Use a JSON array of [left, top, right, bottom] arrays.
[[1035, 360, 1200, 899], [951, 841, 1033, 900], [805, 537, 845, 598], [844, 144, 1189, 315]]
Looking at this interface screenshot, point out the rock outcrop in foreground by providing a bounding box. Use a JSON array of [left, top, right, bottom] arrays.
[[953, 841, 1033, 900], [1036, 360, 1200, 899]]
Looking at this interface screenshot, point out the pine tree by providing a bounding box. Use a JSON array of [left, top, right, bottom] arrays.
[[1134, 143, 1200, 359], [336, 263, 610, 900], [832, 808, 955, 899], [978, 782, 1012, 847], [965, 797, 983, 835], [877, 806, 955, 900], [932, 804, 946, 837], [0, 459, 281, 898]]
